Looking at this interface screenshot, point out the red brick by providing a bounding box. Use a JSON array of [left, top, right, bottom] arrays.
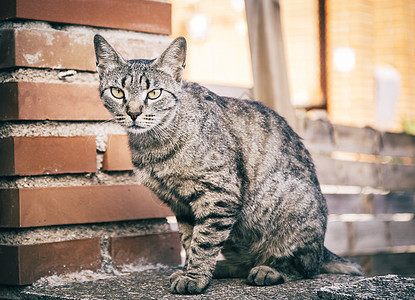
[[0, 28, 170, 70], [0, 0, 171, 35], [0, 82, 111, 120], [0, 136, 97, 176], [0, 29, 16, 72], [0, 188, 20, 227], [0, 136, 15, 175], [103, 135, 134, 171], [110, 232, 181, 267], [0, 185, 173, 228], [0, 238, 101, 285]]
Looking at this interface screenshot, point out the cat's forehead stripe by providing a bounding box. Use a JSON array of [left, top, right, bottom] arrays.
[[138, 73, 151, 90], [118, 75, 132, 88]]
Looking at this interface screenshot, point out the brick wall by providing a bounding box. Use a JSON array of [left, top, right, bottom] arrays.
[[0, 0, 181, 286]]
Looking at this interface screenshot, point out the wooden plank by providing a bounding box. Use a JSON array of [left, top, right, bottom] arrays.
[[373, 192, 415, 214], [333, 125, 382, 155], [345, 253, 415, 277], [325, 194, 365, 214], [301, 119, 335, 153], [325, 221, 349, 253], [389, 220, 415, 247], [314, 156, 381, 187], [382, 164, 415, 190], [352, 220, 388, 253], [314, 154, 415, 190], [380, 132, 415, 157], [302, 119, 415, 159]]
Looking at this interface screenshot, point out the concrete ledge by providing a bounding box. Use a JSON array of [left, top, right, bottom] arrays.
[[318, 274, 415, 299], [17, 268, 366, 299], [18, 268, 415, 299], [0, 267, 415, 300]]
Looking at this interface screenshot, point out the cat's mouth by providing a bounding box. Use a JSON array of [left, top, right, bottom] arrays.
[[126, 123, 151, 134]]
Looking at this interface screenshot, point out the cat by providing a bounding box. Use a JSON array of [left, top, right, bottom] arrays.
[[94, 34, 362, 294]]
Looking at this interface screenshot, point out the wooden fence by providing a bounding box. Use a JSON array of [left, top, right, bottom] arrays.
[[299, 118, 415, 277]]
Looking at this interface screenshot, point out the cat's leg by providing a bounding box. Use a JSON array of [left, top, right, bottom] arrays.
[[247, 246, 323, 286], [169, 192, 238, 294], [247, 265, 284, 285], [169, 219, 194, 283]]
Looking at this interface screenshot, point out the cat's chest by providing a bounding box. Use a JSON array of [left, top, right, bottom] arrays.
[[135, 164, 198, 202]]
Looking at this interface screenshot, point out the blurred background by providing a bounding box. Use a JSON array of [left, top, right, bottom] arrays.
[[169, 0, 415, 134]]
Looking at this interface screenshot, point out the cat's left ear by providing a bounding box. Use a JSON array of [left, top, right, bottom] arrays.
[[94, 34, 126, 77], [152, 37, 187, 82]]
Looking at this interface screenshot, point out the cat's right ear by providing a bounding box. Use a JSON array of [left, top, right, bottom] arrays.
[[93, 34, 126, 77]]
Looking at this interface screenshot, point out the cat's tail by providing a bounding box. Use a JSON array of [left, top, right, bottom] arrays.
[[320, 247, 363, 275]]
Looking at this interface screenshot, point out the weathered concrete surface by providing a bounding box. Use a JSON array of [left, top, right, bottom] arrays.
[[17, 268, 415, 299], [19, 267, 367, 300], [318, 274, 415, 300]]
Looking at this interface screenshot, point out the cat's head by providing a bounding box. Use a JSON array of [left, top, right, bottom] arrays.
[[94, 35, 187, 134]]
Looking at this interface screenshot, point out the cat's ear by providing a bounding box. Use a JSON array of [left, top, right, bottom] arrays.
[[152, 37, 187, 82], [94, 34, 126, 77]]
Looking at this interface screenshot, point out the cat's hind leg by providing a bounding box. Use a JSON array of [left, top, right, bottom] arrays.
[[247, 265, 284, 286], [247, 246, 323, 286]]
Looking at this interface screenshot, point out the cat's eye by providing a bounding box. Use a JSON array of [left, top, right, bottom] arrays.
[[147, 89, 162, 100], [110, 87, 125, 99]]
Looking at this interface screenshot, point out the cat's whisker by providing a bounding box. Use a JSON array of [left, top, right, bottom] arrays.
[[100, 116, 124, 124], [156, 124, 182, 154], [150, 126, 163, 142]]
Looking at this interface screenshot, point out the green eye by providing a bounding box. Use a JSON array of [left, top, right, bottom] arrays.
[[147, 89, 162, 100], [110, 87, 124, 99]]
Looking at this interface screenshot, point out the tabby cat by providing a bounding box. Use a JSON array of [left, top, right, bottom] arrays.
[[94, 35, 362, 294]]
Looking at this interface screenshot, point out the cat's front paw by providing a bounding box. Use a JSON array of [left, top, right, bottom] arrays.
[[168, 269, 184, 284], [169, 272, 210, 294]]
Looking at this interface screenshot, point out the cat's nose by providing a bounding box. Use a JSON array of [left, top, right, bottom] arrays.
[[127, 110, 142, 121], [126, 105, 143, 121]]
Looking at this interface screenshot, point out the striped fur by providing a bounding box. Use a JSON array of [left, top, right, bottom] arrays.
[[94, 35, 362, 294]]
